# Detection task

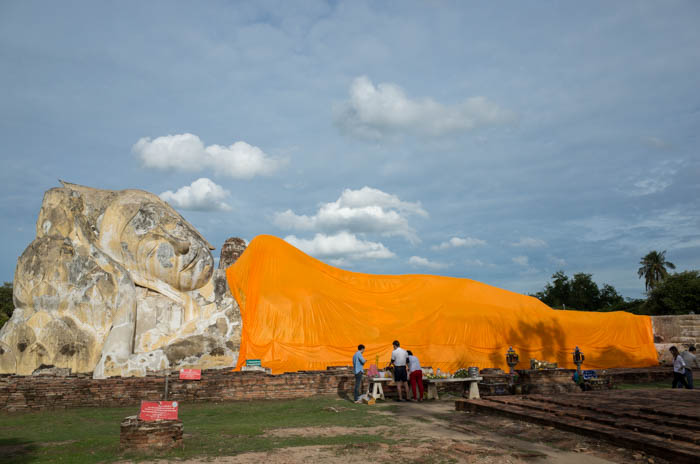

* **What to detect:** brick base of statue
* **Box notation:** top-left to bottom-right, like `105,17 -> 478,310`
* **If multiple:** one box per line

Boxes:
517,369 -> 580,395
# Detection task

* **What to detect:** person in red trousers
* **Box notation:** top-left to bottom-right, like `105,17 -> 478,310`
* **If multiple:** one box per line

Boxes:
406,350 -> 424,401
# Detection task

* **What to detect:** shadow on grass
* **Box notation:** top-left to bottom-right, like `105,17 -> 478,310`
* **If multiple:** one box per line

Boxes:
336,376 -> 353,402
0,438 -> 38,464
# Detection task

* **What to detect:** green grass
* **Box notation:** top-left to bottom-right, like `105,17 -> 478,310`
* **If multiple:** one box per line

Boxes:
0,397 -> 398,463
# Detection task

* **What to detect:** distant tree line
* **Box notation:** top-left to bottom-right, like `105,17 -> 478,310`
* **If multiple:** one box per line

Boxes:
531,271 -> 624,311
0,282 -> 12,328
532,251 -> 699,315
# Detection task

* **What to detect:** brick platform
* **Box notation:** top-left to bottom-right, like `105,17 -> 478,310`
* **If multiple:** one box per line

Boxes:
456,389 -> 700,464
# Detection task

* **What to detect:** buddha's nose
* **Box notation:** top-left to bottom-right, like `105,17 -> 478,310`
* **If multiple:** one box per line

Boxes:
167,235 -> 190,255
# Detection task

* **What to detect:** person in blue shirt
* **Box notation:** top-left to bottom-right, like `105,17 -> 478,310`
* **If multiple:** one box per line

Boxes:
352,344 -> 366,402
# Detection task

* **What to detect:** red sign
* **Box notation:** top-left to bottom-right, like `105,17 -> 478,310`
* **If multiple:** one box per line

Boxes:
138,401 -> 179,421
179,368 -> 201,380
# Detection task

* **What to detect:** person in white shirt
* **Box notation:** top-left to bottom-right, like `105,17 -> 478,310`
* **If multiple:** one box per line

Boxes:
670,346 -> 689,389
679,346 -> 698,389
389,340 -> 410,401
406,350 -> 424,401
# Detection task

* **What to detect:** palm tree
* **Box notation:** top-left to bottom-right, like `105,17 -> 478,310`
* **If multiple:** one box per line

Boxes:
638,250 -> 675,292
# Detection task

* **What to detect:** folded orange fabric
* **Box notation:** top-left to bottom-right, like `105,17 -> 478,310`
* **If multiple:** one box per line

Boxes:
226,235 -> 657,374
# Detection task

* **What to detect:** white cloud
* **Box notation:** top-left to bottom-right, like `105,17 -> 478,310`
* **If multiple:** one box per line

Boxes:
334,76 -> 517,139
620,160 -> 680,197
134,133 -> 285,178
335,186 -> 427,216
284,232 -> 395,261
465,259 -> 485,267
274,186 -> 427,243
408,256 -> 448,270
511,237 -> 547,248
641,136 -> 670,150
629,178 -> 672,196
571,207 -> 700,253
432,236 -> 486,250
511,255 -> 538,276
328,257 -> 349,267
160,178 -> 232,211
548,256 -> 567,267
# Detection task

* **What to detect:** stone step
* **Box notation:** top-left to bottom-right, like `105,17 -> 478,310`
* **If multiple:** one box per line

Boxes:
525,395 -> 700,429
670,337 -> 699,344
456,394 -> 700,464
487,396 -> 700,434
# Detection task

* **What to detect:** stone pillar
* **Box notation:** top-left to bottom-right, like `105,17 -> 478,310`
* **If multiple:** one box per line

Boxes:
219,237 -> 247,270
120,416 -> 183,451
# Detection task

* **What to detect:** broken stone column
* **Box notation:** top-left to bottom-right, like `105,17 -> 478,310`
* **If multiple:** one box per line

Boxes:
219,237 -> 247,270
120,416 -> 183,451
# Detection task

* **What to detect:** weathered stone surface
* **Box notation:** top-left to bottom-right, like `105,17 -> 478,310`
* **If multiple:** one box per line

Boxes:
163,335 -> 219,364
0,182 -> 245,378
651,315 -> 700,365
32,365 -> 71,376
219,237 -> 246,270
0,341 -> 16,373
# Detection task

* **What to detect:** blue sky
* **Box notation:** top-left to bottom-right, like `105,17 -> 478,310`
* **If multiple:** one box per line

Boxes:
1,1 -> 699,299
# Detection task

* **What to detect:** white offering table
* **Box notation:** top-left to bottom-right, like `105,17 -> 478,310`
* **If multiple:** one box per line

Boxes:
425,377 -> 483,400
367,377 -> 392,400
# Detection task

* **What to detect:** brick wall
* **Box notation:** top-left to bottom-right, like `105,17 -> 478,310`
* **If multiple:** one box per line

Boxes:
0,366 -> 673,412
0,369 -> 463,412
598,366 -> 672,384
0,369 -> 359,412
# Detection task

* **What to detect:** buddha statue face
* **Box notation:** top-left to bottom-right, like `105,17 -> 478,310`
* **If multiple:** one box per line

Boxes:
98,191 -> 214,292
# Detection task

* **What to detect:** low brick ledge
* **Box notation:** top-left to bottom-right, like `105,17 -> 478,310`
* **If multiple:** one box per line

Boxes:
455,389 -> 700,464
0,366 -> 673,412
0,369 -> 359,412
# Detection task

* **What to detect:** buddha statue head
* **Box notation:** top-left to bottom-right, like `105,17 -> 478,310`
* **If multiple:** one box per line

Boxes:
96,189 -> 215,293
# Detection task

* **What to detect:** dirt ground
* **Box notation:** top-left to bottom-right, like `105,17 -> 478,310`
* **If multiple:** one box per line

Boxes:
152,399 -> 669,464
